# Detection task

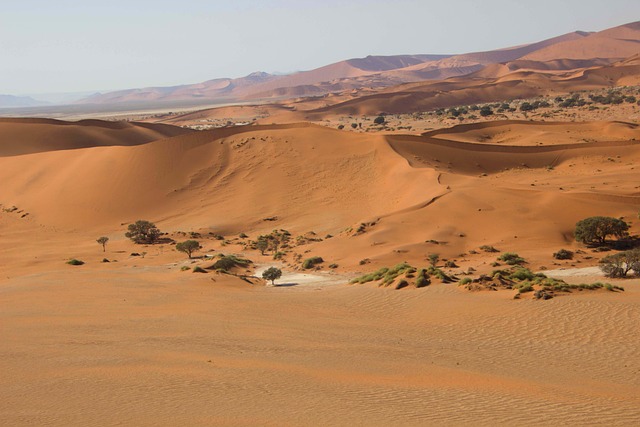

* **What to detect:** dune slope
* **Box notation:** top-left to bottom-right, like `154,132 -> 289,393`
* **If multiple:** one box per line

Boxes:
0,118 -> 192,156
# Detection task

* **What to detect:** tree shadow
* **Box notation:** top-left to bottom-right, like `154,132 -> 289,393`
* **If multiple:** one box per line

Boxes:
272,282 -> 299,287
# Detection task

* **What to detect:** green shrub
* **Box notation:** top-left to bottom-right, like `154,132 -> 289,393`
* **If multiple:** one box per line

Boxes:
459,277 -> 472,286
415,269 -> 430,288
498,252 -> 526,265
516,283 -> 534,293
180,266 -> 190,271
553,249 -> 574,260
351,263 -> 414,286
480,245 -> 499,253
509,268 -> 535,281
395,280 -> 409,290
302,256 -> 324,269
67,259 -> 84,266
479,106 -> 493,116
209,255 -> 251,271
193,266 -> 207,273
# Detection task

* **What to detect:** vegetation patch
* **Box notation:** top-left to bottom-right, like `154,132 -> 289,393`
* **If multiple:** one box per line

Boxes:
351,263 -> 454,288
460,266 -> 622,299
66,259 -> 84,266
302,256 -> 324,269
498,252 -> 526,265
553,249 -> 574,260
208,254 -> 252,272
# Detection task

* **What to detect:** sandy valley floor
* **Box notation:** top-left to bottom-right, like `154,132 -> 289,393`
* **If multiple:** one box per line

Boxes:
1,227 -> 639,426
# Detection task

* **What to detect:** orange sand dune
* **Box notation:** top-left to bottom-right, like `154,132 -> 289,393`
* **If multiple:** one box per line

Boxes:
424,120 -> 640,145
308,57 -> 640,116
0,122 -> 441,231
524,21 -> 640,61
0,118 -> 192,156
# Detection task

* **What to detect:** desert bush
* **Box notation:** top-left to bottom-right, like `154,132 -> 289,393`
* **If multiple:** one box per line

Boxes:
209,255 -> 251,271
373,116 -> 385,125
328,263 -> 338,269
516,283 -> 534,293
192,266 -> 207,273
176,240 -> 202,259
520,102 -> 535,111
67,259 -> 84,265
444,260 -> 458,268
575,216 -> 629,246
479,106 -> 493,116
426,266 -> 455,283
395,280 -> 409,290
428,253 -> 439,267
415,268 -> 430,288
262,267 -> 282,285
509,268 -> 535,281
498,252 -> 526,265
553,249 -> 574,260
480,245 -> 499,253
180,266 -> 190,271
302,256 -> 324,269
351,263 -> 414,286
459,277 -> 472,285
125,220 -> 161,244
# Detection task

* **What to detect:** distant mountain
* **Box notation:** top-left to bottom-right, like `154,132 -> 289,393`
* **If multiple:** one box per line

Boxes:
0,94 -> 48,108
75,21 -> 640,107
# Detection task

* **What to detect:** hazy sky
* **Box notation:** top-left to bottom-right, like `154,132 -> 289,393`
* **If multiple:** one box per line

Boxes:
1,0 -> 639,95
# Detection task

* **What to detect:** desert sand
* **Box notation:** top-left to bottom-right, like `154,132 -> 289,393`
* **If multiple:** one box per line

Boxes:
1,114 -> 639,426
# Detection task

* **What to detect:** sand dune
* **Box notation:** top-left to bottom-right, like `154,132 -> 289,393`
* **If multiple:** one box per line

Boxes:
309,56 -> 640,115
523,21 -> 640,61
0,118 -> 192,156
0,122 -> 442,230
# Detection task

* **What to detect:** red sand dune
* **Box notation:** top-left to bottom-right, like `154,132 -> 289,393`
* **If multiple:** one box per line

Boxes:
0,118 -> 193,156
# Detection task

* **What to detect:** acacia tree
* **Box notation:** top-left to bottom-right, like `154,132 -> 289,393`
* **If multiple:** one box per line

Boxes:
96,236 -> 109,252
262,267 -> 282,286
255,237 -> 269,255
575,216 -> 629,246
600,248 -> 640,278
125,220 -> 161,244
176,240 -> 202,259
